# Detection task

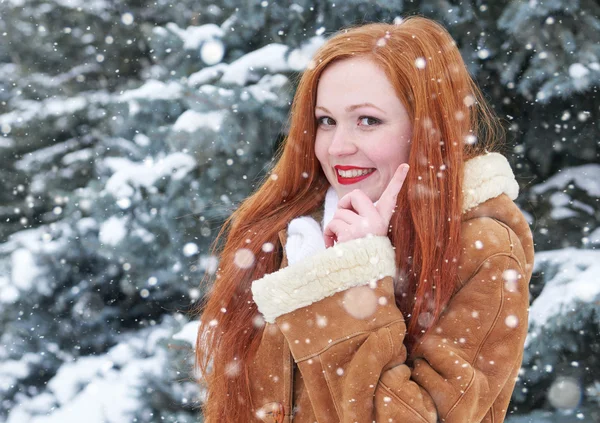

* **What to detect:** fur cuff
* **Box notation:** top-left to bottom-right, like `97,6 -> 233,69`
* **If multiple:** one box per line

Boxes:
462,152 -> 519,213
251,236 -> 396,323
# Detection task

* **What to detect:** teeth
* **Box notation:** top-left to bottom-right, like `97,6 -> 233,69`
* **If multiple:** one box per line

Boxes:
337,168 -> 374,178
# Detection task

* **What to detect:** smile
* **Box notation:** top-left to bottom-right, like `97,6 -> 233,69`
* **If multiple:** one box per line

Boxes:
335,168 -> 375,185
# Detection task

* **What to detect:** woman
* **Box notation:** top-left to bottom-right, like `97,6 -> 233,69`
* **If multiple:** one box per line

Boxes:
196,16 -> 534,423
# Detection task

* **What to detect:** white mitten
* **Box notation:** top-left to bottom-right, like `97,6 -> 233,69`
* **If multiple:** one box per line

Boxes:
285,216 -> 326,266
322,186 -> 338,233
321,186 -> 377,243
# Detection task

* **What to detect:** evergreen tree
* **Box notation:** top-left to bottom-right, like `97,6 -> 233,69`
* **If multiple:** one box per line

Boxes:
0,0 -> 598,421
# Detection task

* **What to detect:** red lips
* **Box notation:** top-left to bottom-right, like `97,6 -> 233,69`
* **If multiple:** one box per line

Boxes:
334,166 -> 375,185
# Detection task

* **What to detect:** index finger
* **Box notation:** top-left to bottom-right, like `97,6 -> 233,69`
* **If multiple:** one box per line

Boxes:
375,164 -> 409,222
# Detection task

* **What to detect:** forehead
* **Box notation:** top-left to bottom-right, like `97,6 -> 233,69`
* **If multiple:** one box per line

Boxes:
316,57 -> 398,106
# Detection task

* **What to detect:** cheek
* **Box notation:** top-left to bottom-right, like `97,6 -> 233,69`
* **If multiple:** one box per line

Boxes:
392,142 -> 410,165
314,135 -> 329,165
377,132 -> 410,166
368,139 -> 408,168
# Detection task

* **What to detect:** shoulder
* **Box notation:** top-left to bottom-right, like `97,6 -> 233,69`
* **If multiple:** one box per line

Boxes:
457,194 -> 533,287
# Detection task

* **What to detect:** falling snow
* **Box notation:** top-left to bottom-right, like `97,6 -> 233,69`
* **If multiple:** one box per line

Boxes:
0,2 -> 598,422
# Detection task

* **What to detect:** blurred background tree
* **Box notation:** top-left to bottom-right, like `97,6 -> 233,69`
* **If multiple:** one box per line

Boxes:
0,0 -> 598,421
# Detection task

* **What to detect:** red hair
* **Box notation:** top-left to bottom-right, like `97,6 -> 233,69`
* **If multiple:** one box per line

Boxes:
194,16 -> 502,422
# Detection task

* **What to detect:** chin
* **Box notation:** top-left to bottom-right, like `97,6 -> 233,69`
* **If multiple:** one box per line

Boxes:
333,186 -> 379,204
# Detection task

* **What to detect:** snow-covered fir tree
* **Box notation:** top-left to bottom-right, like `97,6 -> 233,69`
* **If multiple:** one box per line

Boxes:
0,0 -> 598,422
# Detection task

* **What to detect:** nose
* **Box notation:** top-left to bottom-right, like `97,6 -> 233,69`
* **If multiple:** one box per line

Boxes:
327,125 -> 357,156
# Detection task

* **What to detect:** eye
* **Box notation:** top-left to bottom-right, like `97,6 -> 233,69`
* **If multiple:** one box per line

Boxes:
358,116 -> 382,126
317,116 -> 336,127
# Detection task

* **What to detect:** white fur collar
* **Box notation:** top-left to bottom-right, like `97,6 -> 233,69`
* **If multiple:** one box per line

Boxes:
462,152 -> 519,212
251,152 -> 519,323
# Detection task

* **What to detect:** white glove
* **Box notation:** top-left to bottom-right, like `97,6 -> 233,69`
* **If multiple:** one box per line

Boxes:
285,186 -> 377,265
285,216 -> 326,266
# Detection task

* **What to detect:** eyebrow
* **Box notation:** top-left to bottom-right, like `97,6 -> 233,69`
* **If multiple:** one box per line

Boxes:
316,103 -> 386,114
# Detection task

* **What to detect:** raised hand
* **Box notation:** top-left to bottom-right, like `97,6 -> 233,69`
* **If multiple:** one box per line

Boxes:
323,164 -> 409,248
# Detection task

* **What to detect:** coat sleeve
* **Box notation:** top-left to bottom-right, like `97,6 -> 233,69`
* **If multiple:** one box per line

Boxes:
251,218 -> 530,423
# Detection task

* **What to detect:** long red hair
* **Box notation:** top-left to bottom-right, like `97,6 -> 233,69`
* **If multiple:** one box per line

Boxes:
194,16 -> 502,422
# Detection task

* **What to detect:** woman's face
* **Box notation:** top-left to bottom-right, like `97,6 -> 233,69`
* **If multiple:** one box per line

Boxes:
314,57 -> 412,203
